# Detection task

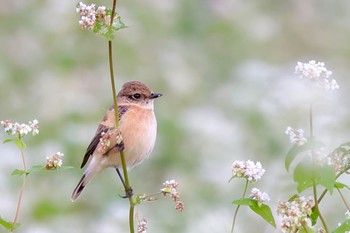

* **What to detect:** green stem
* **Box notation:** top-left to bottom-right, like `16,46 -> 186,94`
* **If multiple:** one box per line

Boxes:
231,180 -> 249,233
11,148 -> 27,232
301,223 -> 309,233
309,104 -> 328,233
336,187 -> 350,210
108,1 -> 134,232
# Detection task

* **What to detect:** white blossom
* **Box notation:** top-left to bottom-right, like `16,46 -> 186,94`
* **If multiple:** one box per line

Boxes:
161,179 -> 184,212
231,160 -> 265,183
295,60 -> 339,91
277,197 -> 314,233
249,188 -> 270,204
137,218 -> 148,233
285,127 -> 307,146
46,152 -> 64,169
1,119 -> 39,138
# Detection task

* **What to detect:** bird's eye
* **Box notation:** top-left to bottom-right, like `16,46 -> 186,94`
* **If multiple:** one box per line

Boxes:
132,93 -> 141,99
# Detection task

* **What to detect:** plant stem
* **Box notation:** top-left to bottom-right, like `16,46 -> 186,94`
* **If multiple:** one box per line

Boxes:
336,187 -> 350,210
11,148 -> 27,232
309,104 -> 328,233
108,0 -> 134,232
231,180 -> 249,233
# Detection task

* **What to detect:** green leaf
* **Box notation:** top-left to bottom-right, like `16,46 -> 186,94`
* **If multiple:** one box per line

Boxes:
287,194 -> 300,202
3,138 -> 13,144
232,199 -> 276,228
13,138 -> 26,149
285,140 -> 324,172
333,219 -> 350,233
3,138 -> 26,149
294,160 -> 314,193
317,164 -> 335,194
293,158 -> 335,194
249,201 -> 276,228
335,182 -> 350,190
232,198 -> 252,206
11,169 -> 29,176
310,206 -> 319,226
0,217 -> 20,230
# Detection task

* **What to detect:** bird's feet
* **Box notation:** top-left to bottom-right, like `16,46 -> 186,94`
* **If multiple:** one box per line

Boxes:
120,187 -> 133,199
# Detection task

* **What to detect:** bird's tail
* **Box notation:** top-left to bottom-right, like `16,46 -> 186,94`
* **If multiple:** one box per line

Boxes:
71,167 -> 98,202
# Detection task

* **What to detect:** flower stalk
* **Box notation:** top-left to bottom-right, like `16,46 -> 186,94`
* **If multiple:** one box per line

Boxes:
106,0 -> 135,232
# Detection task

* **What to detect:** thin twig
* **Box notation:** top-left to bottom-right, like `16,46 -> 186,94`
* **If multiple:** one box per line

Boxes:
231,180 -> 249,233
11,148 -> 27,231
309,104 -> 328,233
336,187 -> 350,210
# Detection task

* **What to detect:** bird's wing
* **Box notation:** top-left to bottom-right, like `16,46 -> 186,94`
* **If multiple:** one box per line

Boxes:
80,105 -> 129,169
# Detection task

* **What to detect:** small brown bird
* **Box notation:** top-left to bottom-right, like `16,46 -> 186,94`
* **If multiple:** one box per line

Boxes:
71,81 -> 162,201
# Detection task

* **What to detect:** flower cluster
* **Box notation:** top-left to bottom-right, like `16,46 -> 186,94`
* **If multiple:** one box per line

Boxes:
76,2 -> 125,37
161,179 -> 184,212
318,149 -> 350,174
295,60 -> 339,91
46,152 -> 64,170
97,128 -> 123,154
277,197 -> 314,233
137,217 -> 148,233
1,119 -> 39,138
285,127 -> 307,146
249,188 -> 270,206
231,160 -> 265,183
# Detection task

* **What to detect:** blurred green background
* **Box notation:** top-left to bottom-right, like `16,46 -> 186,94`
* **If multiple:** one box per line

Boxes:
1,0 -> 350,232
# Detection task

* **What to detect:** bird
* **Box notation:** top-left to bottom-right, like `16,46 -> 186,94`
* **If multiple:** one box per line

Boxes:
71,81 -> 162,201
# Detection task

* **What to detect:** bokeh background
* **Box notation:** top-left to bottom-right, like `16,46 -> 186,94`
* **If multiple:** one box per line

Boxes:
1,0 -> 350,232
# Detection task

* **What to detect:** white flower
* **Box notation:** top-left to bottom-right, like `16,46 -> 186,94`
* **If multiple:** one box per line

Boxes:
285,127 -> 307,146
294,60 -> 339,91
161,179 -> 184,212
46,152 -> 64,169
249,188 -> 270,204
277,197 -> 314,233
1,119 -> 40,138
231,160 -> 265,183
137,218 -> 148,233
76,2 -> 97,30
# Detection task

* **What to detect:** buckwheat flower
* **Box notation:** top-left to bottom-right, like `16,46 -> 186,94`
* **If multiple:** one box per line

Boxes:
277,197 -> 314,233
76,2 -> 96,30
285,127 -> 307,146
161,179 -> 184,212
318,149 -> 350,174
46,152 -> 64,170
137,218 -> 148,233
231,160 -> 265,183
29,119 -> 39,136
295,60 -> 339,91
249,188 -> 270,206
96,6 -> 106,21
1,119 -> 40,138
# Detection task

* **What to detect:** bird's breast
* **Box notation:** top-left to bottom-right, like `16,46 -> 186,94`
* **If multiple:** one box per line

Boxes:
118,107 -> 157,168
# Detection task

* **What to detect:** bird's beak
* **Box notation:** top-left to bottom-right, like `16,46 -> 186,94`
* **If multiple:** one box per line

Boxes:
150,93 -> 162,99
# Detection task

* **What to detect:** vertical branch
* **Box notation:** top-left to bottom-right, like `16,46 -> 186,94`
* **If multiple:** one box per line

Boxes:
108,0 -> 135,232
309,104 -> 328,232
